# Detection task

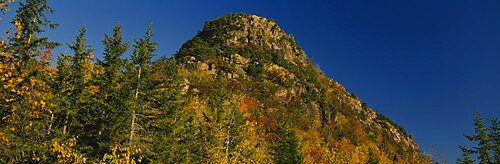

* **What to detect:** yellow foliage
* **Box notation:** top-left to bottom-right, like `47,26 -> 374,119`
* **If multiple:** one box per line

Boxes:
51,137 -> 87,163
87,85 -> 100,94
234,115 -> 274,163
0,131 -> 8,143
296,129 -> 325,164
15,31 -> 20,39
100,145 -> 143,164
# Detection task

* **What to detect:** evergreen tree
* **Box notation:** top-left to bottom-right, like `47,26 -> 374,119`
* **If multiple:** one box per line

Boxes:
0,0 -> 58,161
459,111 -> 497,164
10,0 -> 59,67
125,24 -> 158,156
100,24 -> 128,93
50,53 -> 72,136
97,24 -> 129,148
65,27 -> 101,157
489,118 -> 499,163
457,144 -> 475,164
465,112 -> 493,164
148,58 -> 186,160
275,127 -> 302,164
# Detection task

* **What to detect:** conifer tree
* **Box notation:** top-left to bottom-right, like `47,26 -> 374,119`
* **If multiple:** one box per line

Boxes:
489,118 -> 499,163
125,24 -> 158,154
64,28 -> 93,136
459,111 -> 496,164
64,27 -> 102,157
275,127 -> 302,164
98,24 -> 129,147
10,0 -> 58,67
466,112 -> 493,164
0,0 -> 58,161
148,58 -> 186,160
100,24 -> 128,94
50,53 -> 72,136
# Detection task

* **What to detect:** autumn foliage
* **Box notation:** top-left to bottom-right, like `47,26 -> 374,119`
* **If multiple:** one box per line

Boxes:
0,1 -> 432,163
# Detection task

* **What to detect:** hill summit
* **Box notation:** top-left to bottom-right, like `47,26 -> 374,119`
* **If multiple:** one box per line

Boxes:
173,13 -> 429,162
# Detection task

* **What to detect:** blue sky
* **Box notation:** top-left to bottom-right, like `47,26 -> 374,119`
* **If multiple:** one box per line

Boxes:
2,0 -> 499,162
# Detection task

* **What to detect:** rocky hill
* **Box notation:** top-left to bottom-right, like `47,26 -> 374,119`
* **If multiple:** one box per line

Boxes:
173,13 -> 429,163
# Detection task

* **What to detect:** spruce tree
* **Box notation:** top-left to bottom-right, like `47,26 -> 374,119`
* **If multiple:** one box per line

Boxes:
466,112 -> 493,164
66,27 -> 101,157
125,24 -> 158,155
98,25 -> 129,148
10,0 -> 59,67
149,58 -> 186,160
489,118 -> 499,163
460,111 -> 495,164
100,24 -> 128,93
275,127 -> 302,164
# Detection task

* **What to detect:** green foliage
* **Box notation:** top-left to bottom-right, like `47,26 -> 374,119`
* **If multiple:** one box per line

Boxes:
491,118 -> 500,163
457,144 -> 475,164
459,111 -> 498,164
274,128 -> 302,164
367,148 -> 379,164
199,13 -> 247,45
10,0 -> 59,67
245,63 -> 264,78
376,113 -> 410,138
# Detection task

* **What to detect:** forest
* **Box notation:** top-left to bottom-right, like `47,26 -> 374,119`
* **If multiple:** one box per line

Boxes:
0,0 -> 448,163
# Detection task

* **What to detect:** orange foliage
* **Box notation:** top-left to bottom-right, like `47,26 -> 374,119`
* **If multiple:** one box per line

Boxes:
0,131 -> 8,143
37,49 -> 53,61
351,120 -> 365,139
331,137 -> 350,153
239,96 -> 258,113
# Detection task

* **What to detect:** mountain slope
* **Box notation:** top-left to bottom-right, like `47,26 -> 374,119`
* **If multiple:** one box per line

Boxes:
173,13 -> 429,163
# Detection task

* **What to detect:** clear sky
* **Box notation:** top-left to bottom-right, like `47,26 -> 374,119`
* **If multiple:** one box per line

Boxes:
2,0 -> 499,162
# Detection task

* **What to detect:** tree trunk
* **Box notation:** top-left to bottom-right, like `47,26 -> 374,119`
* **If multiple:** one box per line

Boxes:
47,113 -> 54,134
129,66 -> 141,144
62,112 -> 69,135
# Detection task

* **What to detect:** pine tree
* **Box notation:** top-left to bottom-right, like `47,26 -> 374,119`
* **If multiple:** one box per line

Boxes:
465,112 -> 493,164
97,24 -> 129,148
275,127 -> 302,164
49,53 -> 72,136
459,111 -> 496,164
489,118 -> 499,163
100,24 -> 128,94
148,57 -> 186,160
65,27 -> 102,157
9,0 -> 59,67
125,24 -> 158,156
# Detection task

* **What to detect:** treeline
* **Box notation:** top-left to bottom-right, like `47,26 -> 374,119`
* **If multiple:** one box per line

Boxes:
1,0 -> 185,162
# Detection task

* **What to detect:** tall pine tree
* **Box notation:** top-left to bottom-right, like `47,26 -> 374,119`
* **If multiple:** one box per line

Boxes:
124,24 -> 158,157
97,24 -> 129,149
10,0 -> 58,67
459,111 -> 496,164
